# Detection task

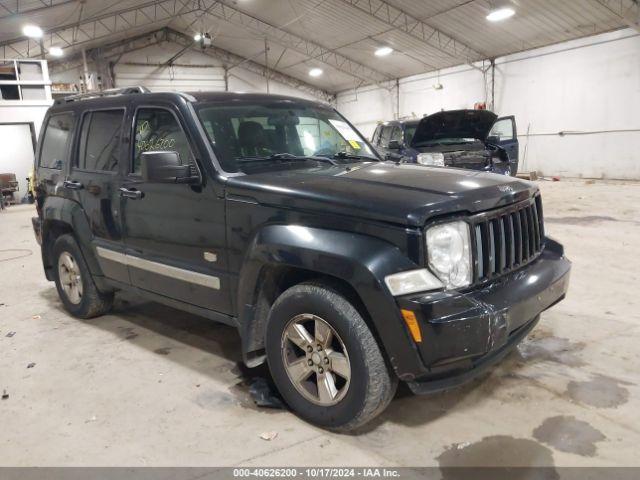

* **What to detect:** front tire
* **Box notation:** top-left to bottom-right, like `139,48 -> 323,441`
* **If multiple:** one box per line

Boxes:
265,282 -> 397,431
52,234 -> 113,318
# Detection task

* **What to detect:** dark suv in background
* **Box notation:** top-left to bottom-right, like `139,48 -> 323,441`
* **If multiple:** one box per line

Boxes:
373,110 -> 519,176
371,119 -> 421,161
32,87 -> 570,431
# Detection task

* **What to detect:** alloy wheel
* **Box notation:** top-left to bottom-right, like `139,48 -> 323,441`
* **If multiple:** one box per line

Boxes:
281,313 -> 351,406
58,251 -> 83,305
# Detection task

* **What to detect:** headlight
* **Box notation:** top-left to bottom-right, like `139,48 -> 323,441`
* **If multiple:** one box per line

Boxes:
426,220 -> 472,289
417,152 -> 444,166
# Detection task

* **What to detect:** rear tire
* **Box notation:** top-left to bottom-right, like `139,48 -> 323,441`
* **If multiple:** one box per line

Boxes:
265,282 -> 397,431
52,234 -> 113,318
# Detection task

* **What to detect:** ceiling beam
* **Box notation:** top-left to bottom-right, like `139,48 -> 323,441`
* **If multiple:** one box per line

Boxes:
337,0 -> 486,62
196,0 -> 394,86
49,29 -> 170,72
0,0 -> 395,89
0,0 -> 196,59
596,0 -> 640,32
48,27 -> 335,103
165,28 -> 335,102
0,0 -> 77,19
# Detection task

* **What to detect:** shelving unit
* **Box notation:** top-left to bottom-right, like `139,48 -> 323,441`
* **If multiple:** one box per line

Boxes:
0,59 -> 52,102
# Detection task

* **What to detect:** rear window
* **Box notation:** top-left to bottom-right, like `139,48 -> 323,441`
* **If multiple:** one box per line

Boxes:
39,113 -> 74,169
77,110 -> 124,172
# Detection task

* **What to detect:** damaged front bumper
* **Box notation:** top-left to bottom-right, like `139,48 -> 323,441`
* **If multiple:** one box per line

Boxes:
396,237 -> 571,394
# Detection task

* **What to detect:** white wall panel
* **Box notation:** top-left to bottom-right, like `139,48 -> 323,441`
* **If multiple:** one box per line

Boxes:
51,43 -> 323,101
494,29 -> 640,179
0,123 -> 36,201
226,68 -> 318,101
336,29 -> 640,179
335,87 -> 394,139
115,65 -> 226,92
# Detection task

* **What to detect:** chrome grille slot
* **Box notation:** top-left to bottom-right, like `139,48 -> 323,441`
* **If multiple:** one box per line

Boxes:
472,196 -> 545,284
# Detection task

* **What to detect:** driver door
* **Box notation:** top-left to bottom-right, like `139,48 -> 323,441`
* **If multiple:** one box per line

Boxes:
488,116 -> 519,175
119,101 -> 232,315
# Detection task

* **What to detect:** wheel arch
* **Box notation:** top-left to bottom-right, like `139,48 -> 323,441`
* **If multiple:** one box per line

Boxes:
236,225 -> 426,378
40,196 -> 107,288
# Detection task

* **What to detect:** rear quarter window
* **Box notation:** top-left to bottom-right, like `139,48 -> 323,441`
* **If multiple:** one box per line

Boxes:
39,112 -> 74,169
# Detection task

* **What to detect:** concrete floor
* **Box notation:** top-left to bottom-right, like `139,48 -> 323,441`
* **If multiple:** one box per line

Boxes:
1,179 -> 639,468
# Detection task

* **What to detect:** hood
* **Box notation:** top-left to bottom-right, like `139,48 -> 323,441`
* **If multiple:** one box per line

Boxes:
225,162 -> 535,227
411,110 -> 497,146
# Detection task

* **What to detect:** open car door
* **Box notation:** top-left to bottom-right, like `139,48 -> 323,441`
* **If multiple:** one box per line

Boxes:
488,116 -> 519,176
487,115 -> 519,175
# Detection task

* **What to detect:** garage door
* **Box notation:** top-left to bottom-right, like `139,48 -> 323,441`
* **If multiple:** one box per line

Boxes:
0,123 -> 35,203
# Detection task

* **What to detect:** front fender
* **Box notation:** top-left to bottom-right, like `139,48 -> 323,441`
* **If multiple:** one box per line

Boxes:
237,225 -> 430,379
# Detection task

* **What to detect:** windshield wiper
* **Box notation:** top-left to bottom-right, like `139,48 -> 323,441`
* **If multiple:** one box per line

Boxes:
331,151 -> 378,161
236,153 -> 338,165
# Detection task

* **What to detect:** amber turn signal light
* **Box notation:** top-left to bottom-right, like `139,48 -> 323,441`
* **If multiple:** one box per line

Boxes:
401,309 -> 422,343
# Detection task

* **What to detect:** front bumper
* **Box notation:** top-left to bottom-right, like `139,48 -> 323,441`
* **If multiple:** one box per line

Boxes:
396,237 -> 571,393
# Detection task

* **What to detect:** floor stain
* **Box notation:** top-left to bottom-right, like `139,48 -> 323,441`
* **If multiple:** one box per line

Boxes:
567,374 -> 631,408
193,362 -> 286,414
515,336 -> 586,367
154,347 -> 172,355
533,415 -> 606,457
117,326 -> 138,340
193,388 -> 242,410
438,435 -> 558,480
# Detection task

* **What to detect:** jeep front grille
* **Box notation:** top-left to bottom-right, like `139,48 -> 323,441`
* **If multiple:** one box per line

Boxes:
471,195 -> 544,283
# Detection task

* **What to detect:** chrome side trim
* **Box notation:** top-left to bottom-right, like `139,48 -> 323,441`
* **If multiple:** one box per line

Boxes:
96,246 -> 220,290
96,246 -> 126,264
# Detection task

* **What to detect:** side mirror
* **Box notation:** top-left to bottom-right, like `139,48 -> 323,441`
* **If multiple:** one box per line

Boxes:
387,140 -> 403,150
486,135 -> 500,145
140,151 -> 198,184
385,152 -> 404,161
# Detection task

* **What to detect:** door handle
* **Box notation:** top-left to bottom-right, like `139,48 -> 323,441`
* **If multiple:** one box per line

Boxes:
119,187 -> 143,200
63,180 -> 83,190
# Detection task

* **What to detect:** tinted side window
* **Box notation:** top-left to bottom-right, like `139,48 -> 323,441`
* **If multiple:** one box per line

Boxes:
39,113 -> 73,169
404,125 -> 417,146
380,126 -> 393,146
133,108 -> 192,174
489,118 -> 515,141
372,126 -> 381,145
390,126 -> 403,143
78,110 -> 124,171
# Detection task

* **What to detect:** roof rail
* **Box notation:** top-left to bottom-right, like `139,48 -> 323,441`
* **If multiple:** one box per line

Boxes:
55,86 -> 150,104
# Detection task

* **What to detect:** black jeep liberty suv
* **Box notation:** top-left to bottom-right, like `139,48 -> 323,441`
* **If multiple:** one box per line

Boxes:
32,87 -> 571,431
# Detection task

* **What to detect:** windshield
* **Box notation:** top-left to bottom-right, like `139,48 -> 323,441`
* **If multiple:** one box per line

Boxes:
197,101 -> 378,173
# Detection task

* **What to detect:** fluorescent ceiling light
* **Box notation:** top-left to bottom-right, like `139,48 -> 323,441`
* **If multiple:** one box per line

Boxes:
23,24 -> 43,38
486,7 -> 515,21
375,46 -> 393,57
194,33 -> 202,41
49,46 -> 63,57
308,68 -> 323,77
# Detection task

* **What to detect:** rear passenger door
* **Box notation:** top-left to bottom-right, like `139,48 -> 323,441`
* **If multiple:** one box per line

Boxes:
118,102 -> 231,315
65,107 -> 129,284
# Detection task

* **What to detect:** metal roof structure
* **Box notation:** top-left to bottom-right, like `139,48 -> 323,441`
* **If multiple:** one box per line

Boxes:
0,0 -> 637,96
